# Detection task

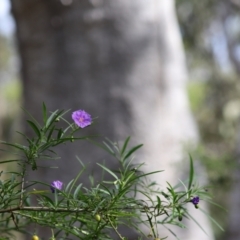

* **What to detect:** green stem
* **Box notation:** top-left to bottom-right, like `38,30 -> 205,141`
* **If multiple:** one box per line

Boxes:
19,164 -> 26,208
108,216 -> 125,240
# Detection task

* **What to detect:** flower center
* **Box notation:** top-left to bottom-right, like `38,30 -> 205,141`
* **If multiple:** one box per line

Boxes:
79,117 -> 84,122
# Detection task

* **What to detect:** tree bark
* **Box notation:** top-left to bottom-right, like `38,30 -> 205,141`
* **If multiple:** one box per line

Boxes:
10,0 -> 213,239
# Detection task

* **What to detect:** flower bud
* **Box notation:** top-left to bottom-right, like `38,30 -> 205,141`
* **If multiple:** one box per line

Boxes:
50,180 -> 63,193
95,214 -> 101,221
32,235 -> 39,240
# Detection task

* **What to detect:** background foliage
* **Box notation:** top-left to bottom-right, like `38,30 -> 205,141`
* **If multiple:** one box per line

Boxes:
176,0 -> 240,239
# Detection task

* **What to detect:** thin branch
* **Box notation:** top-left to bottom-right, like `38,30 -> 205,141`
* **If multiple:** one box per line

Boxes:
0,206 -> 86,214
19,165 -> 26,208
11,211 -> 18,229
108,216 -> 125,240
0,201 -> 187,214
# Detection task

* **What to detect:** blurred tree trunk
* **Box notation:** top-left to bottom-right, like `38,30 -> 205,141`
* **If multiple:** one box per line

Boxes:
11,0 -> 213,239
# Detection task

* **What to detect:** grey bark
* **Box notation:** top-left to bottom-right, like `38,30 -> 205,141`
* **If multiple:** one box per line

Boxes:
11,0 -> 213,239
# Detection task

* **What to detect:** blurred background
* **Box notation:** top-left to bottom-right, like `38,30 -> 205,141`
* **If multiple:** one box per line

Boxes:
0,0 -> 240,239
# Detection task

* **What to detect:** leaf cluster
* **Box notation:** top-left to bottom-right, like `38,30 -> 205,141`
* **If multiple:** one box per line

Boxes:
0,104 -> 222,240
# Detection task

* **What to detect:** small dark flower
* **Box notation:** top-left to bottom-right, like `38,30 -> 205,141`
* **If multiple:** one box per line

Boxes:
50,180 -> 63,193
190,196 -> 200,206
72,110 -> 92,128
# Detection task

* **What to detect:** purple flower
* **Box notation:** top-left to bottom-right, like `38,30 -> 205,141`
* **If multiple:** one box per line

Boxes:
50,180 -> 63,193
190,196 -> 200,205
72,110 -> 92,128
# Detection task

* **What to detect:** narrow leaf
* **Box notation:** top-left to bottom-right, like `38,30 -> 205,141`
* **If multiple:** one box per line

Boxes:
188,155 -> 194,190
87,139 -> 115,157
40,195 -> 55,207
199,208 -> 225,231
123,144 -> 143,160
68,165 -> 86,196
65,179 -> 74,193
42,102 -> 47,124
97,163 -> 118,180
57,128 -> 63,139
0,141 -> 27,151
0,159 -> 22,164
121,136 -> 130,155
21,107 -> 41,128
27,120 -> 41,138
103,141 -> 116,156
47,125 -> 55,142
185,211 -> 208,235
45,110 -> 61,129
73,184 -> 82,199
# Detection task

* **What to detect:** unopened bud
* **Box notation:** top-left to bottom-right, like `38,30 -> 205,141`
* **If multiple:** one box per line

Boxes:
32,235 -> 39,240
95,214 -> 101,221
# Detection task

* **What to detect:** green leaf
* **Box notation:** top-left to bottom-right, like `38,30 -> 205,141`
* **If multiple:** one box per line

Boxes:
45,110 -> 63,129
120,136 -> 130,155
0,141 -> 27,151
185,211 -> 208,235
97,187 -> 112,197
128,170 -> 163,185
15,131 -> 28,138
123,144 -> 143,161
40,194 -> 55,208
199,208 -> 225,231
205,199 -> 227,212
103,141 -> 116,156
42,102 -> 47,125
54,190 -> 58,206
28,190 -> 50,195
156,195 -> 162,211
21,107 -> 41,128
65,179 -> 74,193
68,163 -> 86,196
93,198 -> 106,215
97,163 -> 118,180
87,139 -> 115,157
0,159 -> 22,164
178,179 -> 188,192
47,125 -> 55,142
27,120 -> 41,138
73,184 -> 82,199
57,128 -> 63,139
163,226 -> 181,240
188,154 -> 194,191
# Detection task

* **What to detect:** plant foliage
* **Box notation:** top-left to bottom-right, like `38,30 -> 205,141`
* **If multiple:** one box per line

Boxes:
0,104 -> 221,239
